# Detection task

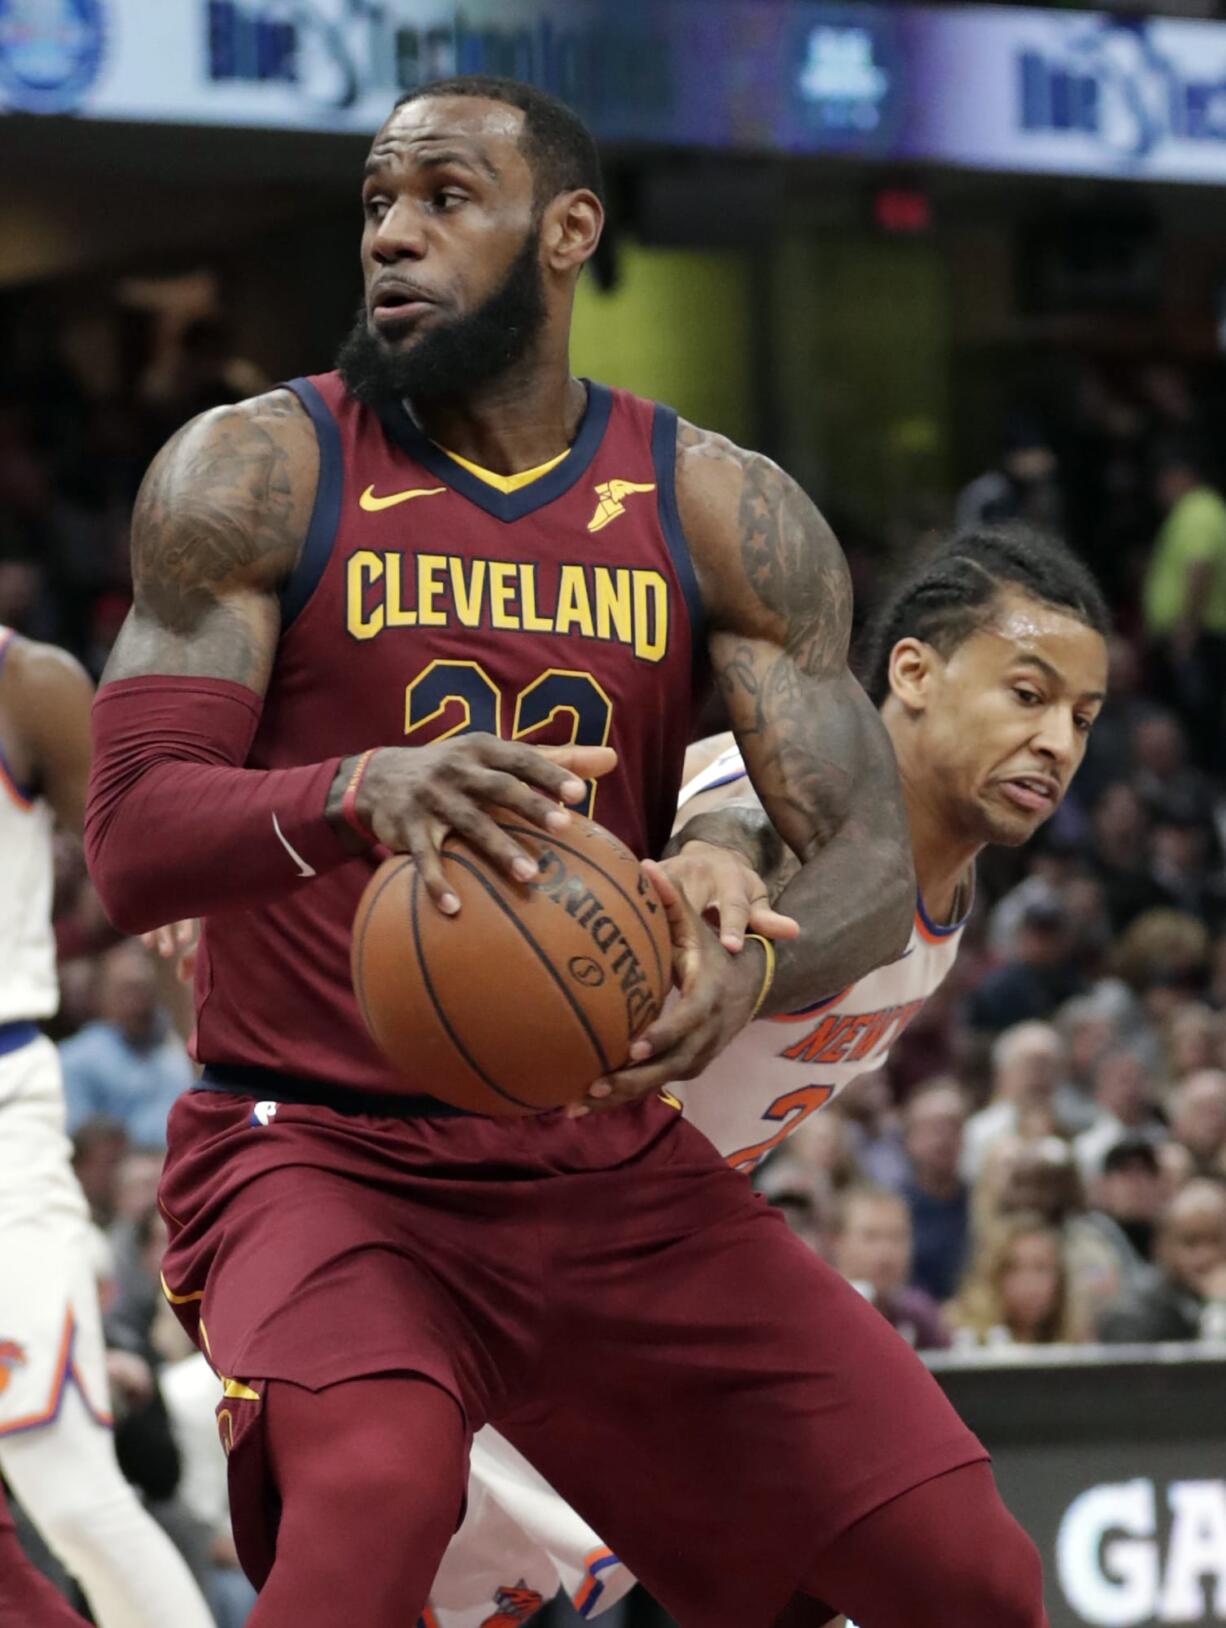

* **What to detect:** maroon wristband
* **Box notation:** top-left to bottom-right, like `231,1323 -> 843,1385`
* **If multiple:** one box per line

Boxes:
340,750 -> 377,844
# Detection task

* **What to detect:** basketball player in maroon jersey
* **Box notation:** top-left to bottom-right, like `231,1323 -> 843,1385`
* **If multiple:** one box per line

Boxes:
85,78 -> 1044,1628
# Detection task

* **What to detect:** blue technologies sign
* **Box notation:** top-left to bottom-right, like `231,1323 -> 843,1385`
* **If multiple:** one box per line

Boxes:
1018,16 -> 1226,166
897,5 -> 1226,184
10,1 -> 1226,188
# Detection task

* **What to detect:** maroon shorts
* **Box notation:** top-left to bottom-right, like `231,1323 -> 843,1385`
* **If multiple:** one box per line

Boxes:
159,1086 -> 986,1628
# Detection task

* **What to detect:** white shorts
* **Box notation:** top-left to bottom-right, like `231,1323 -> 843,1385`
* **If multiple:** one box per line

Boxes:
425,1429 -> 634,1627
0,1035 -> 110,1437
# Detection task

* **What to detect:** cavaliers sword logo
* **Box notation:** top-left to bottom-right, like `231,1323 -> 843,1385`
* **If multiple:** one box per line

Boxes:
479,1582 -> 544,1625
586,480 -> 656,533
0,1339 -> 27,1395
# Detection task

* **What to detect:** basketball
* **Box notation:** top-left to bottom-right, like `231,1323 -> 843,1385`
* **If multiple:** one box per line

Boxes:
351,814 -> 673,1115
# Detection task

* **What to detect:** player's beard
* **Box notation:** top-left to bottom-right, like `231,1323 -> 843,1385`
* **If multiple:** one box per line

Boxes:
337,227 -> 547,409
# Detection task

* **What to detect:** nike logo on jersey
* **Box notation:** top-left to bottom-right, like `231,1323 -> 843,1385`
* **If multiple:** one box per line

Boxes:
272,813 -> 316,878
587,479 -> 656,533
360,484 -> 446,511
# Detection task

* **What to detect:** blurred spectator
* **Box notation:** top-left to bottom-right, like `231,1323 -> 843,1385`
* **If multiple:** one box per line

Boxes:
1158,1138 -> 1197,1202
964,899 -> 1083,1037
1082,1139 -> 1164,1301
112,1145 -> 165,1227
1130,712 -> 1213,823
1167,1070 -> 1226,1177
1149,797 -> 1226,931
899,1081 -> 970,1303
107,1200 -> 171,1360
138,315 -> 267,439
59,942 -> 193,1148
1097,1179 -> 1226,1343
1056,992 -> 1121,1102
955,415 -> 1062,534
995,1137 -> 1123,1317
1112,909 -> 1211,1033
838,1070 -> 908,1191
961,1022 -> 1070,1182
1072,1048 -> 1166,1181
1087,785 -> 1172,933
70,1115 -> 128,1230
832,1187 -> 950,1351
1207,933 -> 1226,1011
1164,1003 -> 1223,1085
779,1105 -> 861,1194
756,1159 -> 834,1262
948,1213 -> 1086,1348
988,864 -> 1067,958
1144,437 -> 1226,768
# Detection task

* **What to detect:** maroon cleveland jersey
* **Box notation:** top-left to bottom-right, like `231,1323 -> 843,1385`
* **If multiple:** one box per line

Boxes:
192,373 -> 705,1095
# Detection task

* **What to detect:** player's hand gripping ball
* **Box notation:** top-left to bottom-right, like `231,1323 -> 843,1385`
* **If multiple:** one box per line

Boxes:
352,814 -> 673,1114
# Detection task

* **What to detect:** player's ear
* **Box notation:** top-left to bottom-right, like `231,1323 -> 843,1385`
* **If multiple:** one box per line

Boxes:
888,638 -> 936,715
540,189 -> 603,274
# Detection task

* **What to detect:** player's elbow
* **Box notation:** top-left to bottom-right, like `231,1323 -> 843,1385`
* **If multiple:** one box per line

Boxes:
84,814 -> 162,936
871,839 -> 916,962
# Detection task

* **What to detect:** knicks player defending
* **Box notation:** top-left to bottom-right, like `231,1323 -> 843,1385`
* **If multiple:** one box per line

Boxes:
85,78 -> 1038,1628
0,628 -> 214,1628
419,524 -> 1111,1628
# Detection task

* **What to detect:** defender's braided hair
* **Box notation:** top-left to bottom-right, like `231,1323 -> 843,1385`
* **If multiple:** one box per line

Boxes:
859,524 -> 1110,706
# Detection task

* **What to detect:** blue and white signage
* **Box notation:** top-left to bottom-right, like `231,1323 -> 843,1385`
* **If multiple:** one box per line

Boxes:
8,1 -> 1226,187
900,7 -> 1226,184
0,0 -> 105,113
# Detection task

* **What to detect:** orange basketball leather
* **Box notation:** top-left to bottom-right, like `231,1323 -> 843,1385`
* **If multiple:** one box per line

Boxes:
352,815 -> 672,1115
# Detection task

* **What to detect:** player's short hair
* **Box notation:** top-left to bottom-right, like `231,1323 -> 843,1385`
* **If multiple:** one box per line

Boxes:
859,524 -> 1110,707
394,76 -> 604,210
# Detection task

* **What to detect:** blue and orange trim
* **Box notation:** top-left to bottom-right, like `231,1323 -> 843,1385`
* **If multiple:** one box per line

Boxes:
769,985 -> 854,1024
573,1547 -> 621,1619
915,886 -> 973,944
0,1307 -> 112,1438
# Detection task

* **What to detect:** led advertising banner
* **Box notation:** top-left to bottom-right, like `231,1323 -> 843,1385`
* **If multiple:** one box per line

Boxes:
5,1 -> 1226,185
935,1353 -> 1226,1628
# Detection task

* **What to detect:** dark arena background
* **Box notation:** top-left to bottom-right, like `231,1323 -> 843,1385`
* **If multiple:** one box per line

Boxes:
3,4 -> 1226,1627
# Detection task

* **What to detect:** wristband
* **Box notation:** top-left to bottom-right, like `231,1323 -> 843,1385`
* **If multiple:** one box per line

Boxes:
744,933 -> 776,1019
340,750 -> 377,844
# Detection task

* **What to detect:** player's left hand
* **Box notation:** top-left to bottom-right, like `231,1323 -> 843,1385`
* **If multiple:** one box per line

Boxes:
572,860 -> 762,1114
141,918 -> 200,983
660,839 -> 798,953
105,1348 -> 154,1407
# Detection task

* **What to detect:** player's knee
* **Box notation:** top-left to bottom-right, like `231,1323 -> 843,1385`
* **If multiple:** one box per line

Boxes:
273,1377 -> 465,1539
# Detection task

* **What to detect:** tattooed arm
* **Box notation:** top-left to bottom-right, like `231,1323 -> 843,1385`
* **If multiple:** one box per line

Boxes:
679,424 -> 913,1014
87,392 -> 614,931
583,433 -> 911,1106
104,391 -> 314,691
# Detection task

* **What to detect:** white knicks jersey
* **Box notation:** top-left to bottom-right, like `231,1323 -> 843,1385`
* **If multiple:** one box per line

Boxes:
671,744 -> 967,1172
0,630 -> 56,1025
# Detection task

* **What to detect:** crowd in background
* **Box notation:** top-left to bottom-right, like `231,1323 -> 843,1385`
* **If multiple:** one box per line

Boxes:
6,289 -> 1226,1624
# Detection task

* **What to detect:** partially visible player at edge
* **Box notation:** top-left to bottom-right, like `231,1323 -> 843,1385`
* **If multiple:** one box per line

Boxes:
417,524 -> 1110,1627
86,76 -> 1040,1628
0,628 -> 213,1628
